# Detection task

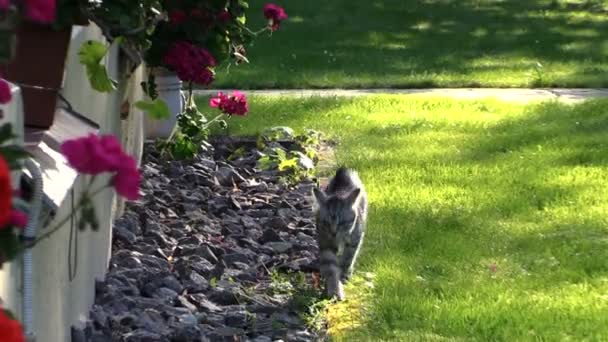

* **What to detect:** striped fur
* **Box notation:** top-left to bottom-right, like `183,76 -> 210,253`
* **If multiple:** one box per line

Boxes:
313,167 -> 368,300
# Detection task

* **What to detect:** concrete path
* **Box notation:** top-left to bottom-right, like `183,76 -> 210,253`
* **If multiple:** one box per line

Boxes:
195,88 -> 608,103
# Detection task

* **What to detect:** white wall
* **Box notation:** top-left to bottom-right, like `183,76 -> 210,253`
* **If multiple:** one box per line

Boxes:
0,23 -> 146,342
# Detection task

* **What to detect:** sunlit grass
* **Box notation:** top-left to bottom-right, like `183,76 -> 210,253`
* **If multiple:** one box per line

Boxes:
208,94 -> 608,340
213,0 -> 608,88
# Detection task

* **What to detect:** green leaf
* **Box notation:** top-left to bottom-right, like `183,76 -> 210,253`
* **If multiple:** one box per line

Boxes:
274,148 -> 287,160
278,158 -> 298,171
0,124 -> 16,145
78,40 -> 108,66
135,99 -> 171,120
170,136 -> 198,160
79,40 -> 117,93
86,64 -> 117,92
210,277 -> 217,288
0,228 -> 20,263
257,155 -> 275,170
0,145 -> 31,169
112,36 -> 125,47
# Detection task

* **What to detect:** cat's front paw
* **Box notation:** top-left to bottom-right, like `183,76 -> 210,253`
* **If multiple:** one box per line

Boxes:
341,269 -> 353,283
326,279 -> 345,301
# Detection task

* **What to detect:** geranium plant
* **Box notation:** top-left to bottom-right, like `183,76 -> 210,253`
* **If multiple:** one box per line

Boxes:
142,1 -> 288,159
0,128 -> 141,339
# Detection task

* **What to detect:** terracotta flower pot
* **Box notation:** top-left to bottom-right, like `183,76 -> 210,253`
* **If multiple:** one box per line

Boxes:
1,22 -> 72,129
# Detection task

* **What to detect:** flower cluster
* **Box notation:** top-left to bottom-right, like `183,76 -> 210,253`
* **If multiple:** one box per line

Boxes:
61,134 -> 141,200
263,3 -> 288,31
210,91 -> 249,116
163,42 -> 217,86
0,309 -> 24,342
0,0 -> 56,23
0,156 -> 14,228
0,79 -> 11,105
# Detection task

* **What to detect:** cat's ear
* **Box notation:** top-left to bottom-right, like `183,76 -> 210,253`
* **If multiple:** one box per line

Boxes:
312,187 -> 327,205
345,188 -> 361,206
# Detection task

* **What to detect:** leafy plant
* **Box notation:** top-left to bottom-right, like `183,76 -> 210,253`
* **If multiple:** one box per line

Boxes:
256,127 -> 323,184
134,98 -> 170,120
78,40 -> 118,92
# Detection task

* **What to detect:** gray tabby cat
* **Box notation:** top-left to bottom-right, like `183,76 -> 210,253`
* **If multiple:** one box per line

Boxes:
312,167 -> 368,300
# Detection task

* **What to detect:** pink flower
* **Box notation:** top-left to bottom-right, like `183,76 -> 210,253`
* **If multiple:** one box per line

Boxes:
0,0 -> 10,10
24,0 -> 56,24
61,134 -> 141,200
169,9 -> 187,25
209,91 -> 248,116
163,42 -> 216,85
113,156 -> 141,200
61,134 -> 123,174
0,78 -> 11,104
218,10 -> 231,23
263,3 -> 287,31
9,210 -> 27,228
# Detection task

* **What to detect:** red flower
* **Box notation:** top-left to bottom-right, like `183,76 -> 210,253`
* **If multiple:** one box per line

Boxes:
0,78 -> 11,104
191,9 -> 204,19
24,0 -> 56,24
169,9 -> 187,25
209,91 -> 248,116
217,10 -> 231,23
263,3 -> 287,31
0,155 -> 11,228
163,42 -> 216,85
0,310 -> 25,342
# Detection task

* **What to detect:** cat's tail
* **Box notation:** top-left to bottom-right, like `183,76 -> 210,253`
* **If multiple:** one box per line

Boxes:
319,250 -> 345,300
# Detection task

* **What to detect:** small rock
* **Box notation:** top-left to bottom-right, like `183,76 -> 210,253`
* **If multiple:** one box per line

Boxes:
70,327 -> 87,342
265,241 -> 293,254
208,326 -> 244,340
261,126 -> 294,140
208,286 -> 240,305
113,224 -> 137,245
139,309 -> 168,335
176,296 -> 198,312
224,310 -> 248,327
198,244 -> 219,263
252,336 -> 272,342
153,287 -> 179,301
188,294 -> 222,312
223,252 -> 251,265
260,229 -> 282,243
184,271 -> 209,293
214,166 -> 246,186
123,329 -> 163,342
265,216 -> 288,230
170,324 -> 201,342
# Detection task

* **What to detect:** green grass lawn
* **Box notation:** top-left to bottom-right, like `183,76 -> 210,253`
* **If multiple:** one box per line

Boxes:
207,95 -> 608,340
214,0 -> 608,89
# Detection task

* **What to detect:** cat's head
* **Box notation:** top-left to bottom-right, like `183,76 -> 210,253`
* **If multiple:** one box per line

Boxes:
312,187 -> 361,235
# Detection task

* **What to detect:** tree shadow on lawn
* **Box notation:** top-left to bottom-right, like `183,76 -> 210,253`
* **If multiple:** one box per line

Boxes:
216,0 -> 608,88
339,99 -> 608,336
460,99 -> 608,167
354,200 -> 608,338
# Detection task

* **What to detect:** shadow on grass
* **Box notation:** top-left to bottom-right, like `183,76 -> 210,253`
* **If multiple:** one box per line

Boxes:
214,0 -> 608,88
218,95 -> 608,338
